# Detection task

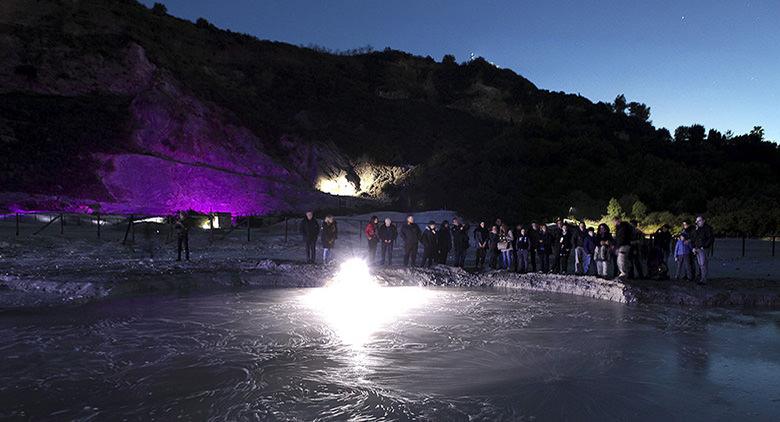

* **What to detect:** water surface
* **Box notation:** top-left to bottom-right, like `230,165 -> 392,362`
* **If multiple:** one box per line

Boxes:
1,287 -> 778,421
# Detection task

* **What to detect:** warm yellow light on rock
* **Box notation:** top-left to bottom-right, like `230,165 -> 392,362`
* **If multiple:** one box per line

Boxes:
316,174 -> 358,196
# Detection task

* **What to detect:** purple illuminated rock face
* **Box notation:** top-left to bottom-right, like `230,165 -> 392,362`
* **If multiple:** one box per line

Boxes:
0,39 -> 329,216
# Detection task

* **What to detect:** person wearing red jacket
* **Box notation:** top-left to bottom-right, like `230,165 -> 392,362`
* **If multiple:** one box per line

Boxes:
365,215 -> 379,264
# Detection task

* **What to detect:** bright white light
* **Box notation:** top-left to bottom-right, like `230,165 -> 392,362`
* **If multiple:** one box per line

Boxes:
316,174 -> 357,196
302,258 -> 431,347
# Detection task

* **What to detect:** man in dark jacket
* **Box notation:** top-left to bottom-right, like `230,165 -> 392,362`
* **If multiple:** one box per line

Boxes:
174,211 -> 190,261
573,221 -> 587,275
628,220 -> 645,279
487,225 -> 500,269
613,217 -> 633,280
691,215 -> 715,285
558,224 -> 574,274
474,222 -> 489,270
436,220 -> 451,264
550,218 -> 564,273
378,218 -> 398,266
451,218 -> 468,268
421,221 -> 438,267
528,222 -> 540,272
300,211 -> 320,264
537,224 -> 552,273
515,227 -> 531,273
400,215 -> 422,267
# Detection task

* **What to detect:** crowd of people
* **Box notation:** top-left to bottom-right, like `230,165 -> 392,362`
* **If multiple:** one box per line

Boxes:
298,211 -> 716,285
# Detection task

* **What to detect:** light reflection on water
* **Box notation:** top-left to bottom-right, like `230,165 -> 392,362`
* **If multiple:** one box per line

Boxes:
0,286 -> 779,421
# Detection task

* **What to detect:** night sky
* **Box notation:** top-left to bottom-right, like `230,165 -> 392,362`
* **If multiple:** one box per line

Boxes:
141,0 -> 779,141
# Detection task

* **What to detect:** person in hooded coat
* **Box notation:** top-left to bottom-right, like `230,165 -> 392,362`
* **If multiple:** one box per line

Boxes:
365,216 -> 379,264
421,221 -> 439,267
436,220 -> 452,264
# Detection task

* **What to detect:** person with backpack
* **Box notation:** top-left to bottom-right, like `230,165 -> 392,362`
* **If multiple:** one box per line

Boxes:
321,215 -> 338,265
378,218 -> 398,266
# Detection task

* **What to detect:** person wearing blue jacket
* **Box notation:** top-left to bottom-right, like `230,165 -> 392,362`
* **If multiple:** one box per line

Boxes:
583,227 -> 597,275
674,232 -> 694,281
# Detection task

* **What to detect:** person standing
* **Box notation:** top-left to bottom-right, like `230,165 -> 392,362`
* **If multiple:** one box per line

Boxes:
558,224 -> 573,274
594,223 -> 613,278
628,220 -> 645,279
613,217 -> 633,281
674,231 -> 694,281
691,215 -> 714,285
378,218 -> 398,266
583,227 -> 597,275
474,221 -> 489,270
321,215 -> 338,265
400,215 -> 422,267
516,227 -> 530,273
174,211 -> 190,261
365,216 -> 379,264
498,224 -> 514,270
550,218 -> 564,273
573,221 -> 587,275
537,224 -> 551,273
487,225 -> 500,270
299,211 -> 321,264
654,224 -> 673,264
421,220 -> 439,267
528,222 -> 540,272
436,220 -> 452,264
451,218 -> 468,268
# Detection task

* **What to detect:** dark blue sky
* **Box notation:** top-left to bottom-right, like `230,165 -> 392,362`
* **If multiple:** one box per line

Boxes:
142,0 -> 779,141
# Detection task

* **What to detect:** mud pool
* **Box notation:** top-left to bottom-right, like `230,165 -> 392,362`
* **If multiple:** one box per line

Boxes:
1,287 -> 779,421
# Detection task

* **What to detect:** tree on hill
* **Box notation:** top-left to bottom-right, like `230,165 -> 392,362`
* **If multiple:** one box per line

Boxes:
628,102 -> 650,122
151,2 -> 167,16
631,200 -> 648,220
612,94 -> 627,114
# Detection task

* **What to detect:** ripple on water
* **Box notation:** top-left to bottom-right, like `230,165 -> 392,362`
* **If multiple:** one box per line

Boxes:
0,287 -> 779,420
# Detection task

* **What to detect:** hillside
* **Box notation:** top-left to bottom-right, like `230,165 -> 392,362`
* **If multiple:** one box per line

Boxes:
1,0 -> 778,232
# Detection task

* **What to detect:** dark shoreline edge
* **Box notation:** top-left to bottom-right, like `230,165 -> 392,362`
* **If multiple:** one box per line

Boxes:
1,259 -> 778,311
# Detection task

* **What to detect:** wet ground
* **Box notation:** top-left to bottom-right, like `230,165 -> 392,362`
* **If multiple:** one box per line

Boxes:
1,287 -> 779,421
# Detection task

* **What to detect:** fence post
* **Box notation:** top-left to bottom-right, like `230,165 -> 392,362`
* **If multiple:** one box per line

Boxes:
15,213 -> 20,236
741,234 -> 746,258
60,213 -> 64,235
246,217 -> 251,242
772,236 -> 776,257
209,214 -> 214,243
284,217 -> 288,244
97,213 -> 101,239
